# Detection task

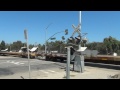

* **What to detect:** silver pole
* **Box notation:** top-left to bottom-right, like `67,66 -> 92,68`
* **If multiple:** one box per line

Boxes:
26,32 -> 31,79
79,11 -> 82,50
45,23 -> 52,54
45,29 -> 47,54
79,11 -> 81,25
66,47 -> 71,79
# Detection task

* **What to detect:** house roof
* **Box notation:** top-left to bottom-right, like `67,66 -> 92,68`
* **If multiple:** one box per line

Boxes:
30,47 -> 38,52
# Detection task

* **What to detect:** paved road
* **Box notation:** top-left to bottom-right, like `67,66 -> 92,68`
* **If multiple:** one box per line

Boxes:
0,56 -> 120,79
0,56 -> 66,78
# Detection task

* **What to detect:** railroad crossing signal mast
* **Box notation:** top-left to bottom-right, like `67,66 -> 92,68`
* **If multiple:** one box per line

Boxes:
66,11 -> 88,79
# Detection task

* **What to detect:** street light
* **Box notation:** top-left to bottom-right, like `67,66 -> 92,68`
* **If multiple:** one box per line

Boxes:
45,29 -> 68,53
45,23 -> 52,54
65,29 -> 68,35
47,29 -> 68,41
45,29 -> 68,54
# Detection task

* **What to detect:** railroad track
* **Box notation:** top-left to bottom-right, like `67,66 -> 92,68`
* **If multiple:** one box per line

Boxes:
85,59 -> 120,65
85,62 -> 120,70
45,59 -> 120,70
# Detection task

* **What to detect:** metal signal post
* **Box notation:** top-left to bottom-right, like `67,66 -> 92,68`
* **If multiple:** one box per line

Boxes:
24,29 -> 31,79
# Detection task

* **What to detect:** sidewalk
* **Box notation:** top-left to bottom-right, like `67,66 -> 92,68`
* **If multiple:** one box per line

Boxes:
0,66 -> 119,79
35,66 -> 120,79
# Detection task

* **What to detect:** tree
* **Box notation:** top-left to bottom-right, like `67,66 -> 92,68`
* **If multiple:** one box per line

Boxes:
38,44 -> 42,51
46,40 -> 66,53
0,43 -> 1,50
1,40 -> 6,50
5,43 -> 11,51
29,44 -> 34,49
103,36 -> 120,54
41,44 -> 45,50
12,41 -> 23,51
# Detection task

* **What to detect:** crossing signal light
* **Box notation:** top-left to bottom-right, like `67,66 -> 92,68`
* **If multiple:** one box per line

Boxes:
82,37 -> 88,44
62,36 -> 65,40
68,37 -> 74,43
65,29 -> 68,35
75,36 -> 81,44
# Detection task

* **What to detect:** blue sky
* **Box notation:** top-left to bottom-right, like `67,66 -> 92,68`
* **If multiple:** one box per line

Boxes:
0,11 -> 120,45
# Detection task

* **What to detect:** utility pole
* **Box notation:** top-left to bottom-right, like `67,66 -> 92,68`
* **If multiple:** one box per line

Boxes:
45,23 -> 52,54
65,46 -> 72,79
79,11 -> 82,50
24,29 -> 31,79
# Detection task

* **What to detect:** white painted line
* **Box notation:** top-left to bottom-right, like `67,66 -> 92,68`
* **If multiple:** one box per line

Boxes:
14,62 -> 20,64
47,70 -> 56,73
12,62 -> 25,65
16,60 -> 40,63
5,60 -> 25,65
7,61 -> 10,63
0,61 -> 25,65
11,61 -> 15,63
39,70 -> 49,74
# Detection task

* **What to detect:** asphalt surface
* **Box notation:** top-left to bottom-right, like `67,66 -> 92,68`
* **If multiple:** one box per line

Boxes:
0,56 -> 66,78
0,56 -> 120,79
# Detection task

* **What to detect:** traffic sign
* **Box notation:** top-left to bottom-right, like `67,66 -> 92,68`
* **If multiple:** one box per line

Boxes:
24,30 -> 27,39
